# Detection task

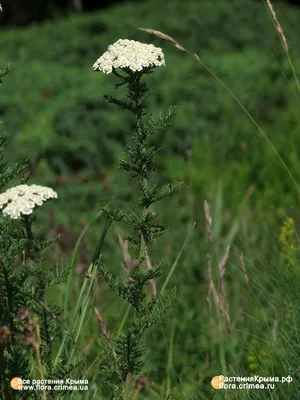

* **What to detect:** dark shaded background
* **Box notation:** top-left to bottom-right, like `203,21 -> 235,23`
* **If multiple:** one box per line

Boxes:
1,0 -> 300,26
0,0 -> 137,25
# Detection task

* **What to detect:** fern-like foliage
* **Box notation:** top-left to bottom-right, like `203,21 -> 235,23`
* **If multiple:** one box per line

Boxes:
96,66 -> 184,397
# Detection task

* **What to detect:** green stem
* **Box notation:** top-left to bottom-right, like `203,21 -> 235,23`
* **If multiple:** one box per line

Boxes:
22,215 -> 33,261
139,178 -> 149,264
134,74 -> 149,267
23,215 -> 33,240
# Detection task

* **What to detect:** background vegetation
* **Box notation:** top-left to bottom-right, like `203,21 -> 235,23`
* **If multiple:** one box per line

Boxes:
0,0 -> 300,398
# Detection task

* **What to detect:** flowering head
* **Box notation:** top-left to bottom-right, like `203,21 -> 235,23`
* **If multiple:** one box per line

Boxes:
92,39 -> 165,74
0,184 -> 58,219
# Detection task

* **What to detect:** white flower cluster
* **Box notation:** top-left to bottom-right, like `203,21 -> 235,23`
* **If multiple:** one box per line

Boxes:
93,39 -> 165,74
0,184 -> 58,219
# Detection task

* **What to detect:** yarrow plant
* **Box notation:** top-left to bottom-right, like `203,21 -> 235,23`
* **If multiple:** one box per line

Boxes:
0,179 -> 66,398
0,16 -> 75,396
92,39 -> 184,398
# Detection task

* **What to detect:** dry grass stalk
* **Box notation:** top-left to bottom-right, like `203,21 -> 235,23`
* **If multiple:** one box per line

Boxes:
94,307 -> 110,338
19,308 -> 46,400
204,200 -> 213,243
239,252 -> 249,287
140,6 -> 288,61
264,0 -> 300,98
206,253 -> 218,306
139,28 -> 187,52
94,307 -> 117,361
218,245 -> 230,283
204,201 -> 231,333
118,233 -> 134,281
218,245 -> 231,331
265,0 -> 288,53
272,315 -> 279,342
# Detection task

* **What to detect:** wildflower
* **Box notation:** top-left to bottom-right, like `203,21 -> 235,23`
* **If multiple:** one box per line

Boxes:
0,184 -> 58,219
92,39 -> 165,74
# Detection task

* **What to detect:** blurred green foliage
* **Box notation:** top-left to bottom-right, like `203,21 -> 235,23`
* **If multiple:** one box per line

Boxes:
1,1 -> 300,396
